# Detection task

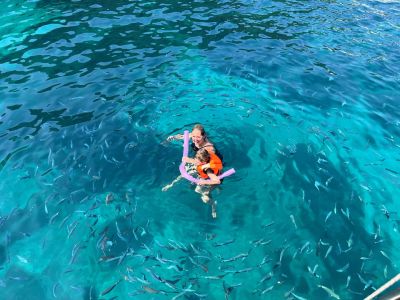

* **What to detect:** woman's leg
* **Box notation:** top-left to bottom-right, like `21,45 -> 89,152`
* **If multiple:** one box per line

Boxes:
162,166 -> 196,191
196,186 -> 217,218
161,175 -> 182,191
211,200 -> 217,218
195,185 -> 211,203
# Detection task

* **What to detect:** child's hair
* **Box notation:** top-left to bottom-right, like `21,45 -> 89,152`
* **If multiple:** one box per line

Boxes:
196,148 -> 211,163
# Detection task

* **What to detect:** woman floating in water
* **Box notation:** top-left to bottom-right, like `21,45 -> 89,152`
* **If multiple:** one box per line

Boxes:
163,124 -> 223,218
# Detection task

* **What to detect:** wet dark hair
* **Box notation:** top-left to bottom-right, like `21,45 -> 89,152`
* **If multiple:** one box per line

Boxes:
196,148 -> 210,163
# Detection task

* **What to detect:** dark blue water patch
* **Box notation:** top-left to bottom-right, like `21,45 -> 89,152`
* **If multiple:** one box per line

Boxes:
0,145 -> 29,172
275,142 -> 396,296
3,267 -> 47,300
6,104 -> 23,111
369,110 -> 400,139
0,205 -> 48,257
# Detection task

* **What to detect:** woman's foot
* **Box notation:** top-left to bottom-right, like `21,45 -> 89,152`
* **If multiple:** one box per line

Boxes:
211,203 -> 217,218
162,184 -> 172,192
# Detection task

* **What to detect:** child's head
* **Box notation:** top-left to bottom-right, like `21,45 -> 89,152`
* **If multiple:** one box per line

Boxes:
196,149 -> 211,163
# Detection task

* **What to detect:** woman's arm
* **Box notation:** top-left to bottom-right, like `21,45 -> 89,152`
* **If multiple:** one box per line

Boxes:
200,163 -> 211,170
167,134 -> 183,141
167,132 -> 193,141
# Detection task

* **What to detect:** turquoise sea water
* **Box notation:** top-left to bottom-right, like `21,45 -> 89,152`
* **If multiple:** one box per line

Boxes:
1,0 -> 400,299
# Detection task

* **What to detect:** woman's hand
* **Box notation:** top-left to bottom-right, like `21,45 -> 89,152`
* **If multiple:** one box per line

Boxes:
182,156 -> 192,164
182,157 -> 201,165
167,134 -> 184,141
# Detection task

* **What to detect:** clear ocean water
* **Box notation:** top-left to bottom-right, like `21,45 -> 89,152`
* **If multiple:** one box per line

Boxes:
1,0 -> 399,299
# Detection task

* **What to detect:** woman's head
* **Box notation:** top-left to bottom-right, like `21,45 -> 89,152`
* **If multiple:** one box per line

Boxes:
196,148 -> 211,163
191,124 -> 207,145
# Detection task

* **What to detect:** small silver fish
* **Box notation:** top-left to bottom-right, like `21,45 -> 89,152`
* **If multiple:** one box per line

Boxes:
100,279 -> 121,296
337,241 -> 343,254
380,250 -> 391,262
213,239 -> 235,247
16,255 -> 28,264
49,211 -> 59,225
221,252 -> 249,263
290,214 -> 298,229
48,148 -> 52,166
346,276 -> 351,288
325,245 -> 332,259
325,211 -> 332,223
291,291 -> 308,300
339,207 -> 350,220
115,221 -> 128,242
318,285 -> 340,299
259,271 -> 273,283
320,239 -> 329,246
261,285 -> 274,294
360,184 -> 371,192
336,263 -> 349,273
105,193 -> 113,205
300,241 -> 310,253
347,232 -> 353,248
364,280 -> 373,291
308,264 -> 319,277
357,273 -> 367,285
292,249 -> 298,260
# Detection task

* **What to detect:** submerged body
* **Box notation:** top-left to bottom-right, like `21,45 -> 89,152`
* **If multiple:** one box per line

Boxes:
164,124 -> 223,218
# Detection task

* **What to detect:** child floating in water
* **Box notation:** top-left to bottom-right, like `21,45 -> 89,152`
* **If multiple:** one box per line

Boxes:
182,148 -> 222,218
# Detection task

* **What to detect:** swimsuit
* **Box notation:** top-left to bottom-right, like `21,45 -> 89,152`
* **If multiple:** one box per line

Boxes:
191,142 -> 224,162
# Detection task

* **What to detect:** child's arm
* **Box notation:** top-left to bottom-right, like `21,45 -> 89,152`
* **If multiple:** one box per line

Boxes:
198,172 -> 220,185
200,163 -> 211,170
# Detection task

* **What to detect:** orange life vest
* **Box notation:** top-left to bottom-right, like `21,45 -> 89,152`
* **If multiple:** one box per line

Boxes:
196,152 -> 223,179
